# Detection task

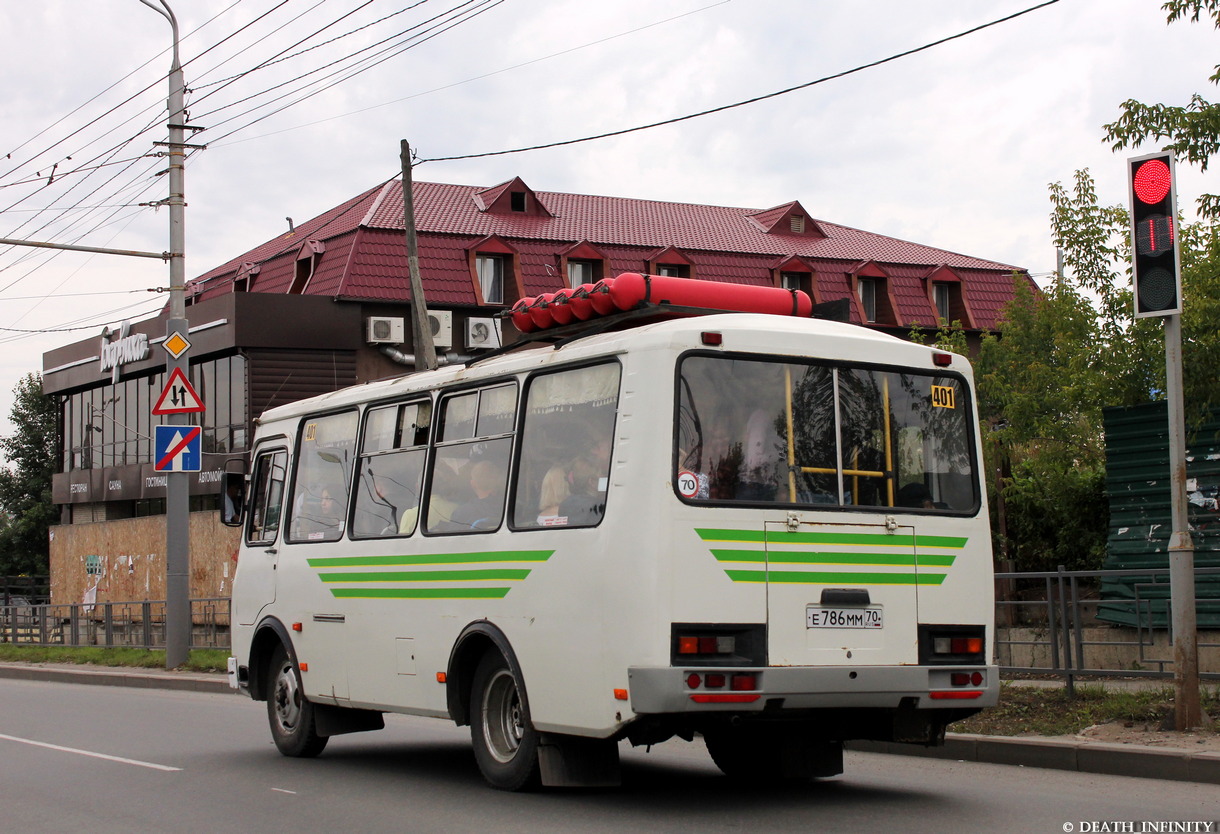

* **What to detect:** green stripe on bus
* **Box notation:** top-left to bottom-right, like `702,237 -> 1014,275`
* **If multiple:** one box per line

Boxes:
318,569 -> 531,583
717,550 -> 956,567
724,569 -> 947,585
330,587 -> 511,599
308,550 -> 554,568
697,528 -> 767,543
698,527 -> 967,550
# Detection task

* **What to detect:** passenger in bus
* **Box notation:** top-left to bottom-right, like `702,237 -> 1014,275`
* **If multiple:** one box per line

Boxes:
425,462 -> 468,532
557,454 -> 606,525
294,483 -> 344,539
736,407 -> 780,500
450,459 -> 506,530
536,463 -> 570,525
902,482 -> 936,507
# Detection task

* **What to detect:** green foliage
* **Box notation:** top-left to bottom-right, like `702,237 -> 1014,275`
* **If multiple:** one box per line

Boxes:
977,164 -> 1220,571
0,374 -> 57,576
1103,0 -> 1220,219
0,645 -> 229,672
951,682 -> 1220,737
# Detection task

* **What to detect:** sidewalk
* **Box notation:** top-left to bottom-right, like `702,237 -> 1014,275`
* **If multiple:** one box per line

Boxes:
1,661 -> 1217,785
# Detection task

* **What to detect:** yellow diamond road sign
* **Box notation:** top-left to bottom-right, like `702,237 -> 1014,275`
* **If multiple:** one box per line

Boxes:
163,332 -> 190,359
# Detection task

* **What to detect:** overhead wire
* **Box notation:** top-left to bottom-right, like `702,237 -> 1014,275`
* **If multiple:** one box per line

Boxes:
418,0 -> 1062,164
202,0 -> 503,142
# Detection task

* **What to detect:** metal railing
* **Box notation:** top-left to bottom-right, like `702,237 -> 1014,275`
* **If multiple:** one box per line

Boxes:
995,566 -> 1220,691
3,568 -> 1218,679
0,597 -> 230,651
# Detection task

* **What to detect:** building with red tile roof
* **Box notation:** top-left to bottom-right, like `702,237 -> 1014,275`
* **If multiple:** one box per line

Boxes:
186,177 -> 1033,337
40,176 -> 1032,604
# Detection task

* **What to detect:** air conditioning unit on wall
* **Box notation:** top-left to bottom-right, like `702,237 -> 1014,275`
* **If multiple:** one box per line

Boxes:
366,316 -> 404,344
465,317 -> 501,350
427,310 -> 453,349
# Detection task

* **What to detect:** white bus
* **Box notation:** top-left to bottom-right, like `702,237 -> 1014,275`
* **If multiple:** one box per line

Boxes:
226,292 -> 998,790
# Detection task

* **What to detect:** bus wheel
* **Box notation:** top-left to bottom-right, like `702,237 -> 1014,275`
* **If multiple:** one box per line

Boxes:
470,651 -> 540,791
704,728 -> 842,781
267,644 -> 328,758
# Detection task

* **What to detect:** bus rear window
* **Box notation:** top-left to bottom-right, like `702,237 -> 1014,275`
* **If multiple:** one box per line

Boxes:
676,356 -> 978,513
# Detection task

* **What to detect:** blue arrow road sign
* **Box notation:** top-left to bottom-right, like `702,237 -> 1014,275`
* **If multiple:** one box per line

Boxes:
154,425 -> 202,472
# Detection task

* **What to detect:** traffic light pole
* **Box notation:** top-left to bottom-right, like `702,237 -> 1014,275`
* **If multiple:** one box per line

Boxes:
1164,314 -> 1201,729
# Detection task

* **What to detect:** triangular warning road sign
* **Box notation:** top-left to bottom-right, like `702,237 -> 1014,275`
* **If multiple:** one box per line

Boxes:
152,367 -> 205,415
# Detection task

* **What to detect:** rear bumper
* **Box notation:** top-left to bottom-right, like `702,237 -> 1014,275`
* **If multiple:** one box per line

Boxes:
627,664 -> 999,714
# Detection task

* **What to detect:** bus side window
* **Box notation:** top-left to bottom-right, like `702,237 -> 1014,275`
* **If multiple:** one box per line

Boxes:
426,383 -> 516,534
512,362 -> 621,529
353,400 -> 429,537
248,449 -> 287,545
287,411 -> 358,543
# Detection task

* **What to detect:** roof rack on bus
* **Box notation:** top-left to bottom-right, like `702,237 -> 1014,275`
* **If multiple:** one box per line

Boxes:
469,273 -> 846,366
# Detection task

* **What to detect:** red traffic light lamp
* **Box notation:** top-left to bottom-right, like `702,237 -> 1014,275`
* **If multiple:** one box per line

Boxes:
1128,152 -> 1182,318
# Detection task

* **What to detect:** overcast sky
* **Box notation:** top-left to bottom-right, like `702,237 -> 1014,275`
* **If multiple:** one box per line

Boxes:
0,0 -> 1213,448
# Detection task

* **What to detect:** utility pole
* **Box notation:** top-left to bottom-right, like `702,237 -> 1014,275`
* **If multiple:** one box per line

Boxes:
400,141 -> 438,372
145,0 -> 192,669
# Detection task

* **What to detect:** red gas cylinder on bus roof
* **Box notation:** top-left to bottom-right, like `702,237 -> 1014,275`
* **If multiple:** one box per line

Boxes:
609,272 -> 813,317
566,283 -> 598,320
528,293 -> 557,330
584,280 -> 619,316
548,288 -> 576,325
510,298 -> 536,332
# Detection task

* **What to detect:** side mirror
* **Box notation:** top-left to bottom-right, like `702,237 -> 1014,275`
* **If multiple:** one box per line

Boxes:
221,470 -> 246,527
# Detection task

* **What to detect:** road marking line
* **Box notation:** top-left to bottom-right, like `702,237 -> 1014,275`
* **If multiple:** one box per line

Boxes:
0,733 -> 182,772
271,788 -> 298,794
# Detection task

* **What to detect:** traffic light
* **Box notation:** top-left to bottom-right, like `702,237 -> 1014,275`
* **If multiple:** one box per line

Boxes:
1128,152 -> 1182,318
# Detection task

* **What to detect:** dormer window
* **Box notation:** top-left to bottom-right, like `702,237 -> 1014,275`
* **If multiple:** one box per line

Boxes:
858,278 -> 877,323
789,215 -> 805,234
476,255 -> 505,304
924,265 -> 972,328
469,235 -> 521,307
934,283 -> 951,322
510,191 -> 527,212
560,241 -> 609,289
657,264 -> 687,278
567,260 -> 599,287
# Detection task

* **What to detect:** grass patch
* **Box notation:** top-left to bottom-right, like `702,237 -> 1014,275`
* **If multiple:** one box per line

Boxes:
951,682 -> 1220,736
0,644 -> 228,673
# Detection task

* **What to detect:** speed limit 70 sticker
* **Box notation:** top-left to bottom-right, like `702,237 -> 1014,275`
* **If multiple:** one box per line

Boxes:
677,470 -> 701,498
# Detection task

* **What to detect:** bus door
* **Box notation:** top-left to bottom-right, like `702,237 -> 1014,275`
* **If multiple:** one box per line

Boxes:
764,518 -> 920,667
234,446 -> 288,626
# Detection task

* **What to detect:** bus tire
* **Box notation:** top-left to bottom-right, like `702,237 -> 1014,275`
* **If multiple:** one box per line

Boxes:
470,651 -> 540,791
267,643 -> 328,758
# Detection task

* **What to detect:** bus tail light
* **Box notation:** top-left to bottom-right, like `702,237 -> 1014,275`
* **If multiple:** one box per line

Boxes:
918,625 -> 986,665
730,674 -> 757,691
670,624 -> 765,666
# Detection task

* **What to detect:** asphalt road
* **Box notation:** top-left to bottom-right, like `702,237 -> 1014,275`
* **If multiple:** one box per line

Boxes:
1,678 -> 1216,834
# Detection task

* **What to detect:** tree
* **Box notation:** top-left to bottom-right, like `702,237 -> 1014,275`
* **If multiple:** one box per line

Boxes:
1104,0 -> 1220,219
0,374 -> 57,576
974,166 -> 1220,571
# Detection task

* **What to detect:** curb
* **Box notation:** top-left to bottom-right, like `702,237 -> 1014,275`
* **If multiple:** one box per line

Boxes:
5,662 -> 1217,785
848,734 -> 1220,786
0,662 -> 233,695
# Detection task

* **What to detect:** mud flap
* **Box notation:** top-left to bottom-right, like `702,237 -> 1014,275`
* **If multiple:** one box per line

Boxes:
313,704 -> 385,737
892,698 -> 947,745
538,733 -> 621,787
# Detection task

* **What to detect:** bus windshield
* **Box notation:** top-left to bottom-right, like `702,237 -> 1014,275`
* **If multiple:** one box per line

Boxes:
676,354 -> 978,512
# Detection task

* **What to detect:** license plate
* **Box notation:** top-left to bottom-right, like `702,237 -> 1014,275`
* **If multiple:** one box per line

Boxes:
806,606 -> 883,629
